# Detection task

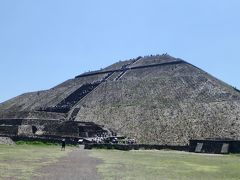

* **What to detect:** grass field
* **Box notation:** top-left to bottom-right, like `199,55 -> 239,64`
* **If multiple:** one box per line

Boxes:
0,142 -> 71,180
1,143 -> 240,180
90,150 -> 240,180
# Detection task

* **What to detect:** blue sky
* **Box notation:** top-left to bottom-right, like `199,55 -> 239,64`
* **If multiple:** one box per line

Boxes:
0,0 -> 239,103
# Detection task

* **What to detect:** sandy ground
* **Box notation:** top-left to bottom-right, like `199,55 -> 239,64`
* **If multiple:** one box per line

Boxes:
32,149 -> 102,180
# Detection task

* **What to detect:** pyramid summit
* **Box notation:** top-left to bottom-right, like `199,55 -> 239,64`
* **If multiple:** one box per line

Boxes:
0,54 -> 240,145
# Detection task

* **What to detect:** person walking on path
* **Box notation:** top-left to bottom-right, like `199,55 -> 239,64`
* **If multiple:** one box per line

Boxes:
61,138 -> 66,151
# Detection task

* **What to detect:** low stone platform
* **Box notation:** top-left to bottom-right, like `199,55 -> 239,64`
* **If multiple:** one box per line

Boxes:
84,143 -> 189,151
0,136 -> 15,145
189,139 -> 240,154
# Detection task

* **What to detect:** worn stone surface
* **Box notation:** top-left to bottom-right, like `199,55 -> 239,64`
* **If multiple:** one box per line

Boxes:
0,54 -> 240,145
0,137 -> 15,145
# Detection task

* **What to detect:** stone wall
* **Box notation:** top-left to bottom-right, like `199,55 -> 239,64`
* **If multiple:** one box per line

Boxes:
77,122 -> 112,137
0,125 -> 18,136
189,139 -> 240,154
0,137 -> 15,145
0,119 -> 23,125
18,125 -> 33,136
43,121 -> 79,137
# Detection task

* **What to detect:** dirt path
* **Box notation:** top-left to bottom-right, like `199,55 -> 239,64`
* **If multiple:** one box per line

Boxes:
33,149 -> 102,180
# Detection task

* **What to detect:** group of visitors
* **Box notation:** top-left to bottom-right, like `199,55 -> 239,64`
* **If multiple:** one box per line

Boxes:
60,136 -> 137,150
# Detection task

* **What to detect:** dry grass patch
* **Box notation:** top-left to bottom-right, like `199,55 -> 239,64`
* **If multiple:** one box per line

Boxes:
0,143 -> 72,180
